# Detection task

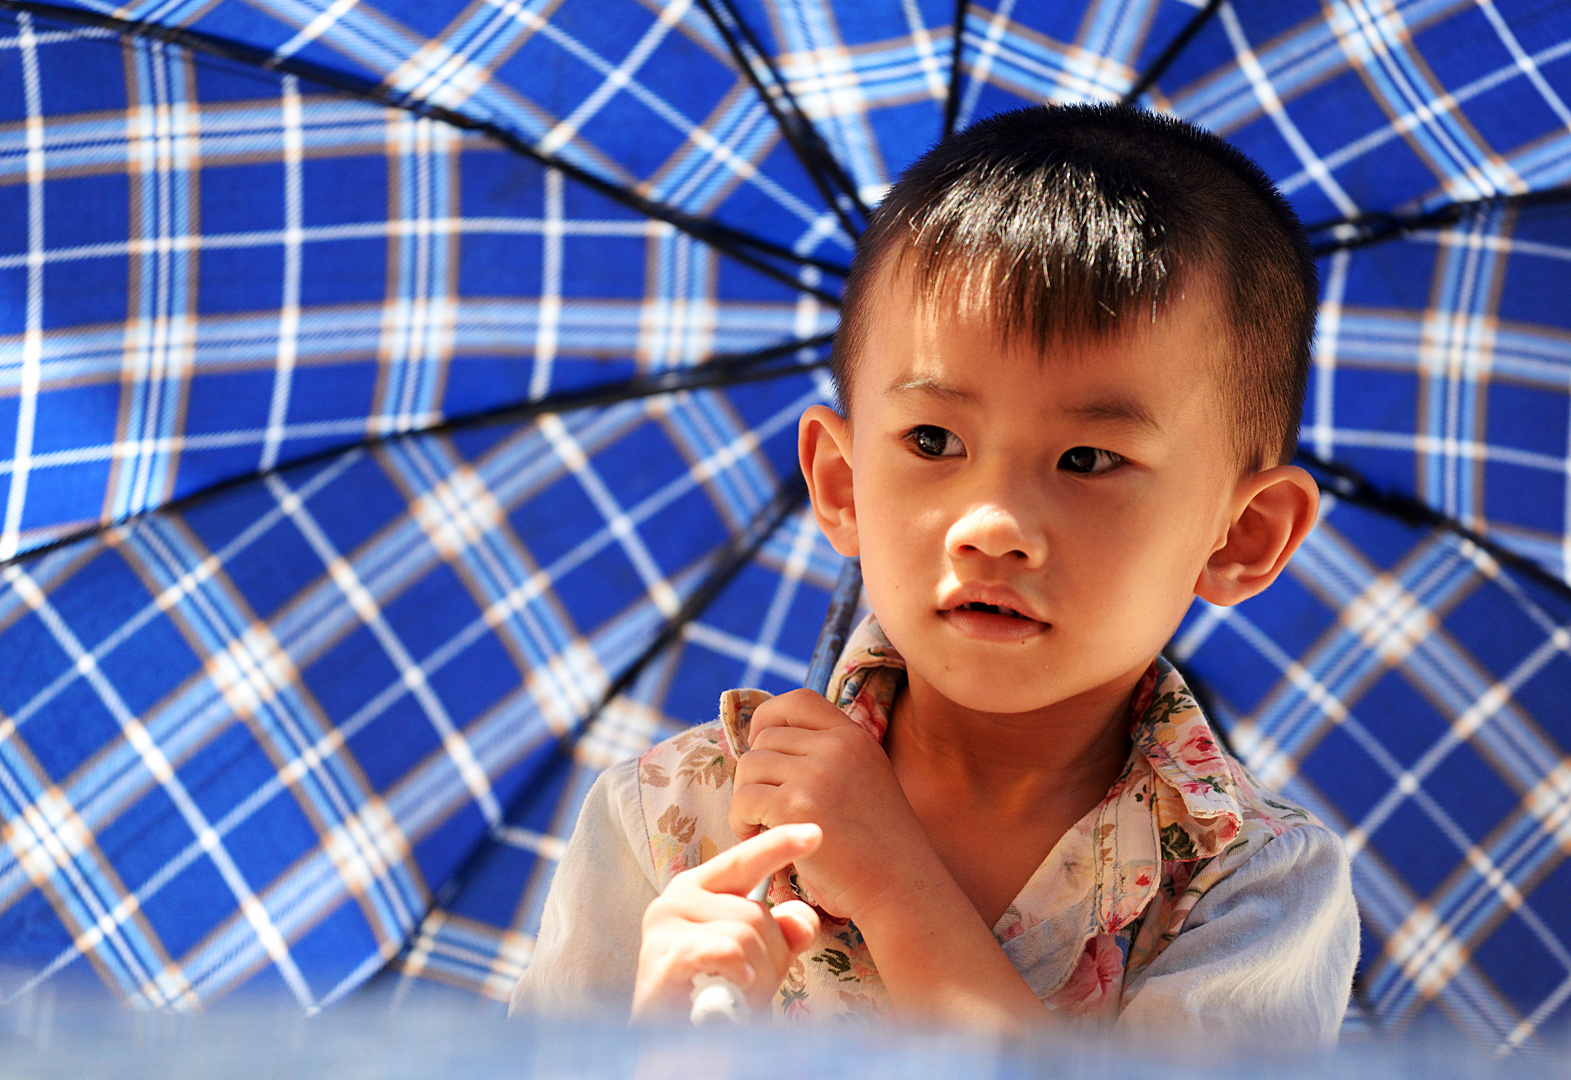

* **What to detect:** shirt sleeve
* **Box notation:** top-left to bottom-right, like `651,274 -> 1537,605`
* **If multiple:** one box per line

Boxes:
508,757 -> 659,1019
1116,823 -> 1361,1047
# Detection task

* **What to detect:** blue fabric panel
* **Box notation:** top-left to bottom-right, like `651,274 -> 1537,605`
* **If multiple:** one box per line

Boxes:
1174,495 -> 1571,1052
388,501 -> 842,1005
0,11 -> 839,557
0,361 -> 833,1009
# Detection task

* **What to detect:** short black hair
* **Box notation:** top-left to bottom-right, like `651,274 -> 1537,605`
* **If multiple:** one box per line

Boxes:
830,104 -> 1317,470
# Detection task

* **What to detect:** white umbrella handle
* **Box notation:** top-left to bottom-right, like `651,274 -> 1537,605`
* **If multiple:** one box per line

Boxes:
688,874 -> 773,1026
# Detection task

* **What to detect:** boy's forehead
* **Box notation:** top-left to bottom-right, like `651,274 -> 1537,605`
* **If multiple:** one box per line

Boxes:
860,259 -> 1230,403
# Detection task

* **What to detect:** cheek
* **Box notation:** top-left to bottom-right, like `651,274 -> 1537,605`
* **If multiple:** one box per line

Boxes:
1055,498 -> 1209,597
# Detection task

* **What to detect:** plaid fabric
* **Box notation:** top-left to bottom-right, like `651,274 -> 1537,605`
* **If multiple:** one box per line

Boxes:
5,0 -> 1571,1056
388,502 -> 841,1005
0,356 -> 836,1008
1173,494 -> 1571,1055
1301,201 -> 1571,584
0,7 -> 839,559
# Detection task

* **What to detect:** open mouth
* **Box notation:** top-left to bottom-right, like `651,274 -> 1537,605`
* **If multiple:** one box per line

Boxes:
954,601 -> 1033,620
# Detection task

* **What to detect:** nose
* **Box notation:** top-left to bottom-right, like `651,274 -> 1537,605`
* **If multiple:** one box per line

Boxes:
944,494 -> 1047,567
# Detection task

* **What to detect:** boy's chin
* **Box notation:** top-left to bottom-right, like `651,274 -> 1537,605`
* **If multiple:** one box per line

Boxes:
915,667 -> 1084,718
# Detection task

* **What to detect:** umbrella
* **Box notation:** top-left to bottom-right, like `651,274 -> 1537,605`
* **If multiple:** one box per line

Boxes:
0,0 -> 1568,1055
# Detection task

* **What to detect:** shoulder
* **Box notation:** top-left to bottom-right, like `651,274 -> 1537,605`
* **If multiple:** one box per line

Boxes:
1181,756 -> 1357,953
1133,744 -> 1355,960
636,718 -> 735,792
1220,756 -> 1341,870
635,720 -> 740,888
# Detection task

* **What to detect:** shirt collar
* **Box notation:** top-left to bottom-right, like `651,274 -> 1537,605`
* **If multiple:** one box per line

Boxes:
822,613 -> 1244,874
719,613 -> 1244,937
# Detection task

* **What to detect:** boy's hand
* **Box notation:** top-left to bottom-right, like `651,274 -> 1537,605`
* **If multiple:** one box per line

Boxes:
632,823 -> 822,1020
730,689 -> 932,923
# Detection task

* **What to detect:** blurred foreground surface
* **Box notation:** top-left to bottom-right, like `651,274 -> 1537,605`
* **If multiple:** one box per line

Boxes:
1,987 -> 1567,1080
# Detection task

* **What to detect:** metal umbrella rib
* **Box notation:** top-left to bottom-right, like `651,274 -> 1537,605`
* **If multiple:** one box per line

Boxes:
941,0 -> 969,140
1297,450 -> 1571,606
1119,0 -> 1226,107
697,0 -> 870,237
0,334 -> 835,572
1306,185 -> 1571,256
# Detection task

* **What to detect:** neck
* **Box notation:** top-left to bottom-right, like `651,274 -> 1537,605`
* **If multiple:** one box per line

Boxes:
882,662 -> 1150,816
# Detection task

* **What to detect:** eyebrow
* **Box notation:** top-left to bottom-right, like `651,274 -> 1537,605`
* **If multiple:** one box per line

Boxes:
888,375 -> 1162,432
1063,397 -> 1162,432
884,375 -> 978,403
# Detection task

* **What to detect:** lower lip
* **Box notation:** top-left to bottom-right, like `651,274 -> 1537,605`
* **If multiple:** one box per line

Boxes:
941,608 -> 1049,643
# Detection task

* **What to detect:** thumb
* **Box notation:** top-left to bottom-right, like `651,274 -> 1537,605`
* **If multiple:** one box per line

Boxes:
771,899 -> 821,955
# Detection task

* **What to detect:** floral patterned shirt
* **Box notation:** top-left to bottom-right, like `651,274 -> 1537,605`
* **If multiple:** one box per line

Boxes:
513,616 -> 1360,1041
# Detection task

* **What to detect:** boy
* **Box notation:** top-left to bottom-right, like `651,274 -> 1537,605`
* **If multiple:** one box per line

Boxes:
511,104 -> 1360,1041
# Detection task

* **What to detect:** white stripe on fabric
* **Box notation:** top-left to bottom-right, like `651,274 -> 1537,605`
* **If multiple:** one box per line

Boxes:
899,0 -> 949,102
1309,248 -> 1351,460
1475,0 -> 1571,132
529,169 -> 563,401
578,694 -> 663,771
272,0 -> 363,63
538,413 -> 681,618
0,217 -> 654,270
1218,2 -> 1358,217
0,11 -> 45,562
238,0 -> 409,76
390,0 -> 553,113
0,762 -> 177,1007
115,39 -> 200,525
1332,0 -> 1520,202
127,521 -> 424,946
265,472 -> 503,826
518,8 -> 826,229
1,565 -> 317,1010
5,385 -> 818,991
767,0 -> 884,193
956,0 -> 1019,132
491,824 -> 566,861
686,620 -> 808,687
537,0 -> 691,157
376,115 -> 457,435
1272,20 -> 1571,197
261,76 -> 305,472
737,510 -> 817,686
0,25 -> 116,49
0,455 -> 357,779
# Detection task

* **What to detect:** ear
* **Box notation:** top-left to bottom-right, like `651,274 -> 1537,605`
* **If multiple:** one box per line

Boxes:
1195,464 -> 1319,606
798,404 -> 858,557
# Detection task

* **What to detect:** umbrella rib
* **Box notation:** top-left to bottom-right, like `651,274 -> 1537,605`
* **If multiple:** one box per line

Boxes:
942,0 -> 969,138
567,473 -> 812,745
0,334 -> 834,570
697,0 -> 870,234
0,0 -> 849,299
416,477 -> 807,954
1120,0 -> 1224,106
1298,450 -> 1571,605
1306,184 -> 1571,255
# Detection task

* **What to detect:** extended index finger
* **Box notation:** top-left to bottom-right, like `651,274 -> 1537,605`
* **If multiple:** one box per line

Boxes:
690,823 -> 822,896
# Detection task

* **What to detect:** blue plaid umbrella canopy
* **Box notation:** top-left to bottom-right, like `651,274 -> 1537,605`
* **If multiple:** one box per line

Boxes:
1,0 -> 1569,1055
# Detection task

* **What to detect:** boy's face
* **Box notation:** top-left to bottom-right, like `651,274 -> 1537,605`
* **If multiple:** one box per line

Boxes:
819,266 -> 1247,717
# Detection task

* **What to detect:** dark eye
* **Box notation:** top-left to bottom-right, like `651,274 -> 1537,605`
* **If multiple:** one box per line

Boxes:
906,425 -> 965,458
1059,446 -> 1124,475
